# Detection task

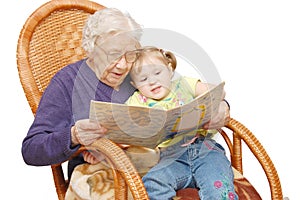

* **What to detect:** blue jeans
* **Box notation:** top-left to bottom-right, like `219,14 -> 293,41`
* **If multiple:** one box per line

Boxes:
142,135 -> 238,200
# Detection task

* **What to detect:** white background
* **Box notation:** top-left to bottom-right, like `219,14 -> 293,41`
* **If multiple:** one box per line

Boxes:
1,0 -> 298,199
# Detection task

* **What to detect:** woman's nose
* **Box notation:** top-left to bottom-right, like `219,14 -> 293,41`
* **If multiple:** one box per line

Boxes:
115,56 -> 127,69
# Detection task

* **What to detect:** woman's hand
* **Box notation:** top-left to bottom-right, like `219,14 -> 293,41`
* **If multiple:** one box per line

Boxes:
203,100 -> 230,130
71,119 -> 107,146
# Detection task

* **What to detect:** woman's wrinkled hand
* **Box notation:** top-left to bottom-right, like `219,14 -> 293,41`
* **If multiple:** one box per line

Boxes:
71,119 -> 107,146
203,100 -> 230,130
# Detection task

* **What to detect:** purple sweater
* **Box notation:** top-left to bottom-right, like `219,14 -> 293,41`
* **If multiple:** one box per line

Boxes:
22,59 -> 135,166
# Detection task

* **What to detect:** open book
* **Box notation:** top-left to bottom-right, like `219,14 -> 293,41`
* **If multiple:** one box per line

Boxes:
89,82 -> 225,149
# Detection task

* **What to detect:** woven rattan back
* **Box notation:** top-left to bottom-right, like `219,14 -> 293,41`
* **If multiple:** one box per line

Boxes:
17,0 -> 105,114
17,1 -> 105,199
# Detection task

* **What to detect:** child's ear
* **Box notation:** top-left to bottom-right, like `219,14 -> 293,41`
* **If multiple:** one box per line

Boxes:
168,63 -> 173,70
168,63 -> 175,77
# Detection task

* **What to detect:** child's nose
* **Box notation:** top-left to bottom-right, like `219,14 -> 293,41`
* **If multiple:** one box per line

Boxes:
149,76 -> 157,84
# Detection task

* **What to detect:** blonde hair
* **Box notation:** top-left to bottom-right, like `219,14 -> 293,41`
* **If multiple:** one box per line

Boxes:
82,8 -> 142,54
131,48 -> 177,76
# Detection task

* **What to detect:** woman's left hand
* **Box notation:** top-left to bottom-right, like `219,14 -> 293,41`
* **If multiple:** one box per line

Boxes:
203,100 -> 230,130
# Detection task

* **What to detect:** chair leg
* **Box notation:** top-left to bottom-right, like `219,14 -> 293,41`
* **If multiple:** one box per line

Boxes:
51,164 -> 68,200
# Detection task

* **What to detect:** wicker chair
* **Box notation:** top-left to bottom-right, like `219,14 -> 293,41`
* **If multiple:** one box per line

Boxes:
17,0 -> 283,199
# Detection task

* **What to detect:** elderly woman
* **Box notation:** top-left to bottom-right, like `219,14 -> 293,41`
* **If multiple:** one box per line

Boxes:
21,8 -> 142,177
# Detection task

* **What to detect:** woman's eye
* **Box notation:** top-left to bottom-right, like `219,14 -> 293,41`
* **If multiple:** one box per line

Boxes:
109,52 -> 122,59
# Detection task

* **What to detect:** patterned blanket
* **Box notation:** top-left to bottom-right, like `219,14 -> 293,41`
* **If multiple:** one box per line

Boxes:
65,148 -> 262,200
65,146 -> 159,200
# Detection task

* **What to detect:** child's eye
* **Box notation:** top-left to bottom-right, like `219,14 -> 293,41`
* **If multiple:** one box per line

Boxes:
155,71 -> 161,75
140,77 -> 147,82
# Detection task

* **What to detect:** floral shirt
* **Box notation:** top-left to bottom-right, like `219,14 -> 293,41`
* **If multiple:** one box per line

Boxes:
126,76 -> 198,109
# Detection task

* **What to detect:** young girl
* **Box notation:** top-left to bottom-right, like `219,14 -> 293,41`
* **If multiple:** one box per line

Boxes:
126,46 -> 238,200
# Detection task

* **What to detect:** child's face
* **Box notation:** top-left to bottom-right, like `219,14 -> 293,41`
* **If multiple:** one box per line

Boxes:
131,59 -> 173,100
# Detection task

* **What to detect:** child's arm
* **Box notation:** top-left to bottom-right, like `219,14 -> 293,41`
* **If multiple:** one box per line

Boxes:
195,81 -> 225,99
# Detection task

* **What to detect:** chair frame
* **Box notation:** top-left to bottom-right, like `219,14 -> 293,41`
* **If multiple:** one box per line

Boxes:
17,0 -> 283,199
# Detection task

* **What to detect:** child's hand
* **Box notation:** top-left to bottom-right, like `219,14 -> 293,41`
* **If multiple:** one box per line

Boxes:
82,151 -> 105,164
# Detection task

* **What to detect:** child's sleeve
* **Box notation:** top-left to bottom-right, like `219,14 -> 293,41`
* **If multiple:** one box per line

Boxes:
183,76 -> 200,97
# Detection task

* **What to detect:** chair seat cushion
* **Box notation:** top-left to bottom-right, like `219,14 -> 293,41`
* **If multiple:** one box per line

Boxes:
176,168 -> 262,200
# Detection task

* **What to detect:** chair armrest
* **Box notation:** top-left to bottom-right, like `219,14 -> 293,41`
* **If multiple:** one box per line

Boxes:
89,138 -> 149,200
226,118 -> 283,200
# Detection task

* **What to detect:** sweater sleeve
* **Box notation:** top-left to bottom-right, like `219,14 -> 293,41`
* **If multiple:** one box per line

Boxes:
22,76 -> 80,166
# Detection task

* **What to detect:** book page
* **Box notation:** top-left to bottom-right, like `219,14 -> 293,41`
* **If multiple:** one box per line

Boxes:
89,82 -> 224,148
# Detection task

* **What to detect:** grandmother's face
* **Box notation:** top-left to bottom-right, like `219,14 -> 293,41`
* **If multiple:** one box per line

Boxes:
92,33 -> 140,89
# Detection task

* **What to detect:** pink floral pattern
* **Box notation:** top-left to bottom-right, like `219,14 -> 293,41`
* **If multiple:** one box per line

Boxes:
214,180 -> 223,188
138,94 -> 147,103
214,174 -> 236,200
228,192 -> 235,200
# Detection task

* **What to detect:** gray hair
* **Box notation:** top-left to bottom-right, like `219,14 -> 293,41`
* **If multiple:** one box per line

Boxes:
82,8 -> 142,54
